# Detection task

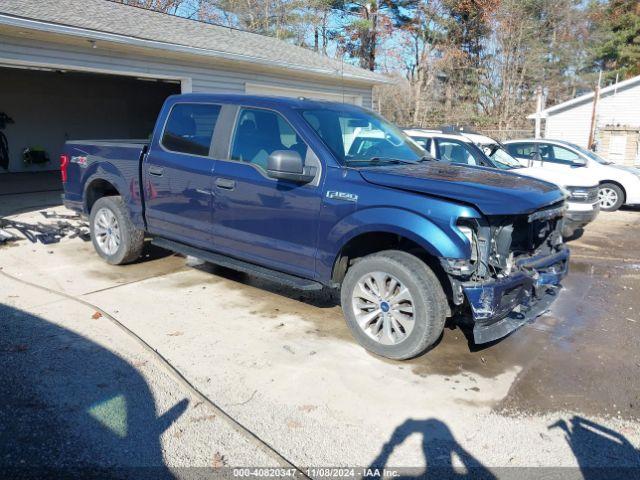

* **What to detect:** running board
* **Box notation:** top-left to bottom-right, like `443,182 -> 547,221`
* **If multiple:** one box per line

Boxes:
152,237 -> 324,291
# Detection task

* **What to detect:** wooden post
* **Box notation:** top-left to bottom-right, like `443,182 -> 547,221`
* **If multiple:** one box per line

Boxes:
588,71 -> 603,150
534,87 -> 543,139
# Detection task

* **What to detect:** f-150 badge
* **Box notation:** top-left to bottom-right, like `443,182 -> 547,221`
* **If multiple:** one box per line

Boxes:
326,191 -> 358,202
71,156 -> 88,167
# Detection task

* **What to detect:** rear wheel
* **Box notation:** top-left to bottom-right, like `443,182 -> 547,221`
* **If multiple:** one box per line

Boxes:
598,183 -> 624,211
90,196 -> 144,265
340,250 -> 447,360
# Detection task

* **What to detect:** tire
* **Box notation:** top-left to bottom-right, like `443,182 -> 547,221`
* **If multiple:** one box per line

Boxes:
89,196 -> 144,265
598,183 -> 625,212
340,250 -> 447,360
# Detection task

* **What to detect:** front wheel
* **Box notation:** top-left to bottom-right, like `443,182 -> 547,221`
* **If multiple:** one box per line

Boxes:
340,250 -> 447,360
598,183 -> 625,211
90,196 -> 144,265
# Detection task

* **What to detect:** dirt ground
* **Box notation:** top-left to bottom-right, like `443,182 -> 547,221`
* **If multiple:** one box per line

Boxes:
1,191 -> 639,478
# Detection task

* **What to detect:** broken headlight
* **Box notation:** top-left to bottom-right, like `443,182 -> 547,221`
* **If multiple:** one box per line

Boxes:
456,222 -> 478,262
441,221 -> 480,276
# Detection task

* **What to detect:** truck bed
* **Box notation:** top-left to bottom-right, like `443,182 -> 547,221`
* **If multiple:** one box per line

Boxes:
62,139 -> 149,227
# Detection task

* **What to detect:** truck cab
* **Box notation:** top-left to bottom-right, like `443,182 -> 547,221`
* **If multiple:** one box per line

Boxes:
62,94 -> 569,360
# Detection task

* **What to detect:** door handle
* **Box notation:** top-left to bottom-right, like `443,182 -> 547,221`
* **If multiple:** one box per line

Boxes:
215,178 -> 236,190
148,166 -> 164,176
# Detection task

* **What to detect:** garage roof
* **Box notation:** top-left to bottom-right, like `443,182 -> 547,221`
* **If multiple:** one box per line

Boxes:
0,0 -> 388,85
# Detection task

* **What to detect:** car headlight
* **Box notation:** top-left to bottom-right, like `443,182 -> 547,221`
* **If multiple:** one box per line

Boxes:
567,187 -> 590,201
566,186 -> 598,203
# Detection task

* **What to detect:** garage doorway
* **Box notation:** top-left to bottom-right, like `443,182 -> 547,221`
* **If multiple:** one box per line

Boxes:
0,67 -> 180,182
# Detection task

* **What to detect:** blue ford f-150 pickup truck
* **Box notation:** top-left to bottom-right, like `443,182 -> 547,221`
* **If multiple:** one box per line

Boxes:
61,94 -> 569,360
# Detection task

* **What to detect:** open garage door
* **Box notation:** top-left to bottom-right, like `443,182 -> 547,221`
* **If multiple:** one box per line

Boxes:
246,82 -> 363,106
0,67 -> 180,177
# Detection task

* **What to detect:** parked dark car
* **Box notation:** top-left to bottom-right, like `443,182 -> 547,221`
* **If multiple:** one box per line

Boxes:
61,94 -> 569,359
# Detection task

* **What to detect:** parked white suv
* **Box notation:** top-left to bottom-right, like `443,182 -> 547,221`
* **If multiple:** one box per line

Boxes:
504,139 -> 640,212
405,129 -> 600,237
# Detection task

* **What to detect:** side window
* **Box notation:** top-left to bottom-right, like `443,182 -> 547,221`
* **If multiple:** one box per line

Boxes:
437,140 -> 477,166
507,143 -> 537,158
231,108 -> 308,170
538,144 -> 554,161
413,137 -> 432,151
551,146 -> 581,164
161,103 -> 221,156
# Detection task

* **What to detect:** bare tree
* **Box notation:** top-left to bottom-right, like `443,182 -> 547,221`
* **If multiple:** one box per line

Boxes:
113,0 -> 185,14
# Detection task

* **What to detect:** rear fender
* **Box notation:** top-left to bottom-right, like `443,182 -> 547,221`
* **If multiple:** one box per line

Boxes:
82,162 -> 144,229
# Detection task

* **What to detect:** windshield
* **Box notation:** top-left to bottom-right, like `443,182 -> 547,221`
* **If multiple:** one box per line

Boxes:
564,142 -> 613,164
299,107 -> 426,165
478,143 -> 523,170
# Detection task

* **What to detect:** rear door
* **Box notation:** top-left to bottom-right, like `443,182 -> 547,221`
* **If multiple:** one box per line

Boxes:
143,102 -> 221,249
210,106 -> 323,279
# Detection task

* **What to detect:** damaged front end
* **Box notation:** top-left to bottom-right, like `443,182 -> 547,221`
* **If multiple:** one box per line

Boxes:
442,202 -> 569,344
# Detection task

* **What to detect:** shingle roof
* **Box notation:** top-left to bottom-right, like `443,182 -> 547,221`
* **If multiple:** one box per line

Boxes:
0,0 -> 388,85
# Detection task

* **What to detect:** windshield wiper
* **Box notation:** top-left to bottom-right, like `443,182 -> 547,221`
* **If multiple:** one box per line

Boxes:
347,157 -> 412,165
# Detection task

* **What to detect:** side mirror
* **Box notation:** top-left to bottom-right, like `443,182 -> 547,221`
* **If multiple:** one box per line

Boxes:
267,150 -> 316,183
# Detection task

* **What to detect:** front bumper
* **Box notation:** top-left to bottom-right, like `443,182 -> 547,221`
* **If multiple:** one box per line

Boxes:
563,203 -> 600,236
463,247 -> 569,344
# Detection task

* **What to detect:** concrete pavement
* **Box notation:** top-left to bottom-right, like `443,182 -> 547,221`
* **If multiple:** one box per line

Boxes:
1,198 -> 639,477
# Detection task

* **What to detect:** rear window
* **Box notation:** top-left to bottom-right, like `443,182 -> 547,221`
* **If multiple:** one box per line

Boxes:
162,103 -> 221,156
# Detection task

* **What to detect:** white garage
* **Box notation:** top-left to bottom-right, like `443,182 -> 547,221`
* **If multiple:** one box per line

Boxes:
0,0 -> 385,179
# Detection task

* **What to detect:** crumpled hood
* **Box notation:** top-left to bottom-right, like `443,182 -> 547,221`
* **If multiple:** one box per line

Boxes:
359,163 -> 565,215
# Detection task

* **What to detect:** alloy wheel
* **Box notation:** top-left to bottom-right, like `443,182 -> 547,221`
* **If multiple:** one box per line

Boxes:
598,187 -> 618,209
351,271 -> 415,345
93,207 -> 121,255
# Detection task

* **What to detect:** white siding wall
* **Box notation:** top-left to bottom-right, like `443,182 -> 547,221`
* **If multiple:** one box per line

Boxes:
544,81 -> 640,149
544,102 -> 592,147
0,33 -> 373,106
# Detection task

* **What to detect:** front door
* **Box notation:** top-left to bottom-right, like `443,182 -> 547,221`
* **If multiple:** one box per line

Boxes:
143,102 -> 221,249
211,107 -> 322,279
537,143 -> 581,173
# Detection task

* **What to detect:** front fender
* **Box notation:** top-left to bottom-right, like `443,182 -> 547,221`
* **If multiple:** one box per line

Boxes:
317,207 -> 471,283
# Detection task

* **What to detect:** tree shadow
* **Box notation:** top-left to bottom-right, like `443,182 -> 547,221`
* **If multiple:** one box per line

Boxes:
369,418 -> 496,479
549,416 -> 640,479
0,303 -> 188,478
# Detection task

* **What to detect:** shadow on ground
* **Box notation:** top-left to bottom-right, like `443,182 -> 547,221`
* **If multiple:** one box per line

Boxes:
367,416 -> 640,479
0,303 -> 187,478
369,418 -> 496,479
550,416 -> 640,479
